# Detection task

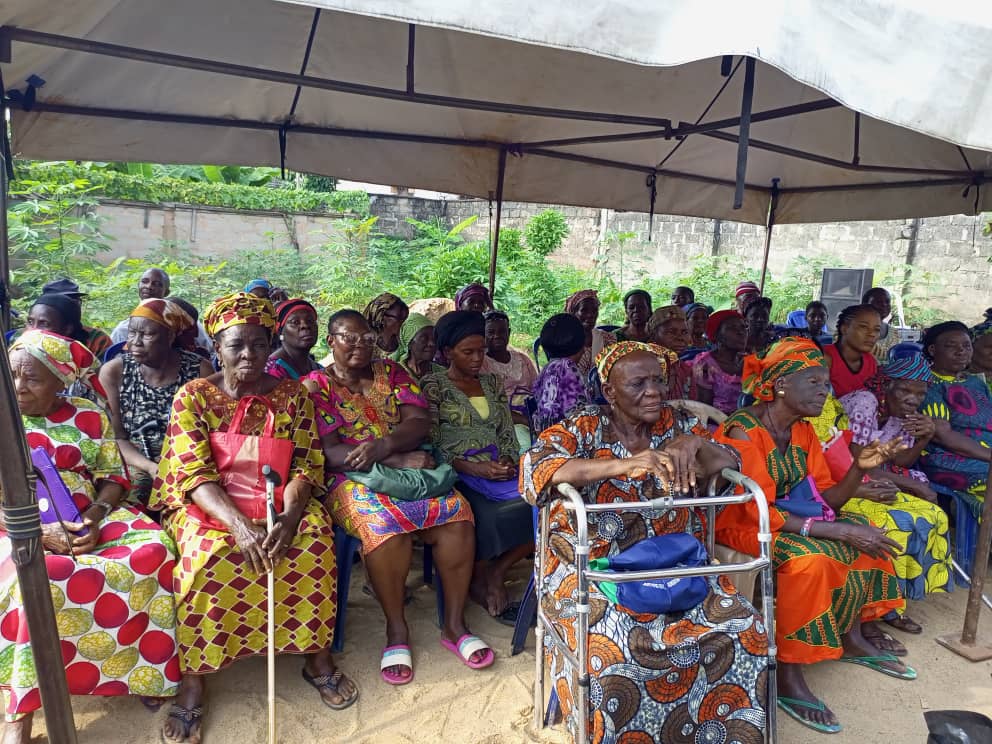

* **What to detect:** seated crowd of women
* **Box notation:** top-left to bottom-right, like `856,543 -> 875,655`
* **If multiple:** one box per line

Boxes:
1,274 -> 986,743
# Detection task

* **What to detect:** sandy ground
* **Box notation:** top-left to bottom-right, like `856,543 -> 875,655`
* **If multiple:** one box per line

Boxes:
25,557 -> 992,744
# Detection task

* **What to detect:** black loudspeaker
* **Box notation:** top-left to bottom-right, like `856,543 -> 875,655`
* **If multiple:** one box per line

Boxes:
819,268 -> 874,332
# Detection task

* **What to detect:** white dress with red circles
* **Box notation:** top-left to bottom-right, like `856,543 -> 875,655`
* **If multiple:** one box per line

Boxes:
0,397 -> 180,720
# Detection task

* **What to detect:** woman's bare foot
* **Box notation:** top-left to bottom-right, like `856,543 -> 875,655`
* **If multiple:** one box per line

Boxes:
1,713 -> 32,744
303,648 -> 358,707
843,624 -> 910,675
162,674 -> 204,744
777,663 -> 838,730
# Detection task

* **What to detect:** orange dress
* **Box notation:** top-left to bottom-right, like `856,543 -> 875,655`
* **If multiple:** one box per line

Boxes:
714,410 -> 904,664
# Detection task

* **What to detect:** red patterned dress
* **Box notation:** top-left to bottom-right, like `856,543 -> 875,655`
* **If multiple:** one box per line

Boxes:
520,405 -> 768,743
0,398 -> 179,720
150,378 -> 336,674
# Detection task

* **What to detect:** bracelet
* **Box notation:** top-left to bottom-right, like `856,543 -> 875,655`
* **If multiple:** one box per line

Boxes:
800,517 -> 814,538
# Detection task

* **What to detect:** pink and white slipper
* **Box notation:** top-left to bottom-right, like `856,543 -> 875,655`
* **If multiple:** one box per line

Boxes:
380,644 -> 414,685
440,634 -> 495,670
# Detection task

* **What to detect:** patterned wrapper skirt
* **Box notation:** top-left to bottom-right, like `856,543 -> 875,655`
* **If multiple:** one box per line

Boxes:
165,499 -> 337,674
327,473 -> 473,554
0,505 -> 180,720
842,494 -> 952,603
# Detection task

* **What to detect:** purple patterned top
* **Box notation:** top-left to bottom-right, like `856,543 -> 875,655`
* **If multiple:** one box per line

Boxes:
840,389 -> 925,481
532,358 -> 589,433
691,351 -> 742,415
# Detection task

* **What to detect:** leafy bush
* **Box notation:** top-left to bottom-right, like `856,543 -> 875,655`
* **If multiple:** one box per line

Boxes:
524,209 -> 569,257
12,162 -> 369,216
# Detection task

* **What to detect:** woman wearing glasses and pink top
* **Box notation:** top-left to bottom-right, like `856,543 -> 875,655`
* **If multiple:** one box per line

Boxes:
304,310 -> 492,688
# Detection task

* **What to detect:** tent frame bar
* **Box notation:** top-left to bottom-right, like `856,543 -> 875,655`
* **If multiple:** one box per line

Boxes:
0,26 -> 673,129
488,147 -> 507,296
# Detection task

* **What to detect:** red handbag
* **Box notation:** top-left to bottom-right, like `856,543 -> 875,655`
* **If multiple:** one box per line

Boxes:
822,428 -> 855,483
186,395 -> 293,532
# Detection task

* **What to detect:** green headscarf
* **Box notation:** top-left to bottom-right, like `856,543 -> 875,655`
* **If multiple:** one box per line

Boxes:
390,312 -> 434,363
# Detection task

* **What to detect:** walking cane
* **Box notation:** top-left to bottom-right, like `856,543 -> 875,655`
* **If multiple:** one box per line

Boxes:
262,465 -> 281,744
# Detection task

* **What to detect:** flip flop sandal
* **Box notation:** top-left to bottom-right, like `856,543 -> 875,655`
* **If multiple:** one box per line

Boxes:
161,704 -> 203,744
776,696 -> 842,734
838,653 -> 917,680
862,627 -> 908,657
440,633 -> 495,670
883,613 -> 924,634
380,644 -> 414,686
302,667 -> 360,710
494,601 -> 521,627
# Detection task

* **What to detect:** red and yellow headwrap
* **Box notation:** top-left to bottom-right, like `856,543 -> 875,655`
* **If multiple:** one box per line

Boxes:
10,329 -> 107,399
129,298 -> 194,333
594,341 -> 679,384
742,336 -> 825,401
202,292 -> 276,339
564,289 -> 599,314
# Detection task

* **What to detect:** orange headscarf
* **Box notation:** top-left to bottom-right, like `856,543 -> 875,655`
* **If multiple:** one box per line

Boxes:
742,337 -> 825,401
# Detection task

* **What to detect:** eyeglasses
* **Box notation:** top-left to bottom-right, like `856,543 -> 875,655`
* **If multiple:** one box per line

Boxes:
331,331 -> 378,347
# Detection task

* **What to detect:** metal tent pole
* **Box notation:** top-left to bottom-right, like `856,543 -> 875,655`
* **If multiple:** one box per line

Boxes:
0,96 -> 77,743
487,147 -> 507,299
758,179 -> 780,294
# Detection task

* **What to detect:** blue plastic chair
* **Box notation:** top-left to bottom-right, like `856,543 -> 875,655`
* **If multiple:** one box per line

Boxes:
3,329 -> 17,347
333,525 -> 444,652
786,310 -> 808,328
679,347 -> 707,363
102,341 -> 126,364
930,482 -> 981,586
889,342 -> 924,362
596,324 -> 621,333
510,506 -> 540,656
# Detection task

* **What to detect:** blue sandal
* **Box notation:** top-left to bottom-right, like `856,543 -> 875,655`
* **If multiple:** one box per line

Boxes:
838,653 -> 917,680
777,696 -> 842,734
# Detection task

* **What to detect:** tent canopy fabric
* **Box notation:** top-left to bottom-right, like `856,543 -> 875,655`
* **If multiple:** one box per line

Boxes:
2,0 -> 990,225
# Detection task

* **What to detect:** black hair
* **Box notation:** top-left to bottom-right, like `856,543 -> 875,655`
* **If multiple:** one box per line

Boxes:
170,297 -> 199,323
921,320 -> 971,360
835,303 -> 881,344
673,286 -> 695,302
623,289 -> 652,307
744,296 -> 772,318
30,293 -> 88,344
326,308 -> 367,335
539,313 -> 586,359
484,310 -> 510,325
434,310 -> 486,351
861,287 -> 890,304
805,300 -> 827,314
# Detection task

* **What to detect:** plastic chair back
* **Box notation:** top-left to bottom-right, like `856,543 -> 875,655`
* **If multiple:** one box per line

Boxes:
786,310 -> 808,328
4,329 -> 17,347
889,342 -> 923,361
103,341 -> 126,364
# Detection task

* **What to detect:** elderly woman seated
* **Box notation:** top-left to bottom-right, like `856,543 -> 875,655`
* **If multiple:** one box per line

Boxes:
646,305 -> 693,399
1,331 -> 179,744
715,338 -> 914,735
563,289 -> 616,379
390,312 -> 437,381
150,293 -> 356,744
520,341 -> 768,744
363,292 -> 409,359
422,311 -> 535,623
265,299 -> 322,380
305,309 -> 489,686
100,299 -> 213,508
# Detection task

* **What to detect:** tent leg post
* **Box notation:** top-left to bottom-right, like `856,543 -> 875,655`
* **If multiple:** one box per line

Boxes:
733,57 -> 755,210
488,147 -> 507,299
937,459 -> 992,661
758,179 -> 780,294
0,99 -> 77,742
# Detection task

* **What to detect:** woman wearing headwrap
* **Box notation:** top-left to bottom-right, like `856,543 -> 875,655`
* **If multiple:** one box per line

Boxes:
363,292 -> 409,358
520,341 -> 767,744
531,313 -> 589,431
100,299 -> 213,508
968,316 -> 992,383
243,278 -> 272,299
834,354 -> 952,636
1,330 -> 179,743
563,289 -> 616,378
614,289 -> 651,342
917,320 -> 992,499
266,299 -> 322,380
715,337 -> 913,734
454,282 -> 493,313
390,312 -> 436,380
151,292 -> 356,743
691,310 -> 746,415
306,309 -> 485,683
646,305 -> 694,399
481,310 -> 538,449
422,311 -> 534,622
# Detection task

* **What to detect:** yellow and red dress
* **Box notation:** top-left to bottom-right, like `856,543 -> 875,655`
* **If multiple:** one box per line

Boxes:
150,378 -> 336,674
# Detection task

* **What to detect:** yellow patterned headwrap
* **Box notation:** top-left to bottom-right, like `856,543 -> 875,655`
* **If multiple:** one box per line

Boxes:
594,341 -> 679,383
129,298 -> 194,333
203,292 -> 276,338
742,336 -> 825,401
10,329 -> 106,399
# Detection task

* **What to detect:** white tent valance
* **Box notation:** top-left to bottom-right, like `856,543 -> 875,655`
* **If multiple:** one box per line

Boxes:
1,0 -> 990,224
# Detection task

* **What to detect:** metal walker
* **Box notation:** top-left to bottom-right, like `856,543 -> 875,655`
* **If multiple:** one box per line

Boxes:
533,468 -> 777,744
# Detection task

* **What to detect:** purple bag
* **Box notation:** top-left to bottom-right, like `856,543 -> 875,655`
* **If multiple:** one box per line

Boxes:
32,447 -> 87,535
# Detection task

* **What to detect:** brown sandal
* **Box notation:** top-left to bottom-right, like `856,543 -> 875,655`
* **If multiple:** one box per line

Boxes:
863,623 -> 908,657
883,613 -> 924,634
